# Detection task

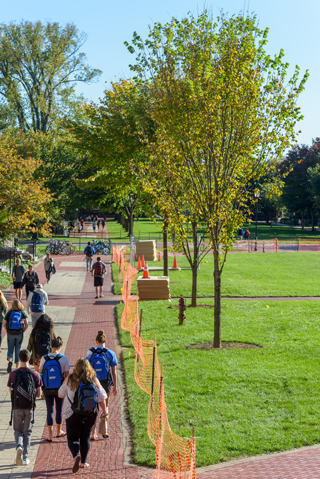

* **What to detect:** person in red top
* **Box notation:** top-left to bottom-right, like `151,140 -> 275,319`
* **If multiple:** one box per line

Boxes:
7,349 -> 42,466
91,256 -> 106,299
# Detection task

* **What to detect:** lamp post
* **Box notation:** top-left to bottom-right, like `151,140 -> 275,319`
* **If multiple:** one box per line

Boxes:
254,191 -> 260,240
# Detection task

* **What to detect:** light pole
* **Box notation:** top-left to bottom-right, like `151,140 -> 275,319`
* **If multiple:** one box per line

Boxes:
254,191 -> 260,240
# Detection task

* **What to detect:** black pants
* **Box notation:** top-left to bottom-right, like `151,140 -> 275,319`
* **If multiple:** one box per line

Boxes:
25,285 -> 35,299
66,413 -> 97,463
45,270 -> 51,281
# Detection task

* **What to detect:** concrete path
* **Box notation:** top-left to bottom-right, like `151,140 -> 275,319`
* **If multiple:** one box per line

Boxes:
1,253 -> 320,478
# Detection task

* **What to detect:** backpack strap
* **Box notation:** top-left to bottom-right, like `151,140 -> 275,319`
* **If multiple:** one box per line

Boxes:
90,347 -> 97,354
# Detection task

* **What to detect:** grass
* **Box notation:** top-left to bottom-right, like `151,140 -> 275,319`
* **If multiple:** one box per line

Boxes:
0,271 -> 12,289
112,252 -> 320,298
107,218 -> 164,242
116,299 -> 320,467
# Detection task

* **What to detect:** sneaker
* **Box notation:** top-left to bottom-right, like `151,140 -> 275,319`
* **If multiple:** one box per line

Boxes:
7,361 -> 12,373
47,281 -> 50,284
23,458 -> 30,465
100,294 -> 104,298
16,447 -> 23,466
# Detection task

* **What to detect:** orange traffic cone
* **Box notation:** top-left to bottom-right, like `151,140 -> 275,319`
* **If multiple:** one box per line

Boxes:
172,255 -> 179,270
137,256 -> 141,270
142,261 -> 150,278
158,251 -> 161,262
141,255 -> 145,267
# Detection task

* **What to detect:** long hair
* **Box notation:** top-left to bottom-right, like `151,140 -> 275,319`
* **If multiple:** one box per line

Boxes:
30,314 -> 54,341
67,358 -> 96,392
11,299 -> 24,311
0,291 -> 8,311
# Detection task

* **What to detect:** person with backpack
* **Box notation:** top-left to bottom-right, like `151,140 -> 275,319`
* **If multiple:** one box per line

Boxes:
26,283 -> 49,327
92,220 -> 96,233
101,219 -> 105,229
27,314 -> 56,374
22,265 -> 39,299
0,290 -> 8,353
12,258 -> 25,301
84,242 -> 95,272
58,358 -> 108,473
86,329 -> 118,440
7,349 -> 42,466
91,256 -> 106,299
44,253 -> 54,284
3,299 -> 29,373
39,336 -> 70,442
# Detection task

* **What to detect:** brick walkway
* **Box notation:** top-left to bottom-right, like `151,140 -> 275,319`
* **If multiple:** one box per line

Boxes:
2,253 -> 320,478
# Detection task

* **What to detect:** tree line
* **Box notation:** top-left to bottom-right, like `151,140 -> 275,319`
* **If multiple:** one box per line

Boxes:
0,13 -> 310,347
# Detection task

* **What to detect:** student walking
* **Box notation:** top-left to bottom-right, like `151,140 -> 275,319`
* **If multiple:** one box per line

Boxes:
86,329 -> 118,440
0,290 -> 8,353
84,242 -> 95,272
97,220 -> 100,230
91,256 -> 106,298
26,283 -> 49,327
23,265 -> 39,299
44,253 -> 54,284
27,314 -> 55,373
58,358 -> 108,473
101,220 -> 105,229
92,220 -> 96,233
7,349 -> 42,466
3,300 -> 28,373
39,336 -> 69,441
12,258 -> 25,301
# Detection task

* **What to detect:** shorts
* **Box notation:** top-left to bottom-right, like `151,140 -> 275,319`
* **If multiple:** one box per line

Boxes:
13,281 -> 23,289
94,277 -> 104,287
100,379 -> 112,394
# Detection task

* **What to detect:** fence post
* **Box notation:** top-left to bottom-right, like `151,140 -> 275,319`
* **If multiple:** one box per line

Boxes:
275,238 -> 278,252
263,241 -> 265,253
151,334 -> 156,399
156,363 -> 165,475
139,309 -> 143,337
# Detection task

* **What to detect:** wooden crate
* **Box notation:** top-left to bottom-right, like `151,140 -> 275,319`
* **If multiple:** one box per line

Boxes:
135,240 -> 156,261
137,276 -> 171,301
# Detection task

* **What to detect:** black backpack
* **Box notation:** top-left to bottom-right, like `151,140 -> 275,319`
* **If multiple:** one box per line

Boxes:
86,246 -> 93,257
35,330 -> 51,357
10,370 -> 36,425
69,380 -> 98,417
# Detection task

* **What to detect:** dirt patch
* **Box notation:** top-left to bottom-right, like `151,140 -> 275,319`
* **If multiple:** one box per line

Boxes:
186,341 -> 262,350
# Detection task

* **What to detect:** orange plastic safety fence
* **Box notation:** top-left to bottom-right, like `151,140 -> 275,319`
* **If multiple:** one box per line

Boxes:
113,253 -> 197,479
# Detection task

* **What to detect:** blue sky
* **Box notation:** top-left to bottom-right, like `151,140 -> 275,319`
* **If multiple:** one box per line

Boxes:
1,0 -> 319,145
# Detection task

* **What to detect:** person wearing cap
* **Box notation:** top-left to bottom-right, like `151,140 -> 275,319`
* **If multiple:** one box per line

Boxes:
25,284 -> 49,327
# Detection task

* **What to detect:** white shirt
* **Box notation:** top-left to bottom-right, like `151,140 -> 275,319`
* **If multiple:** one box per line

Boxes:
26,289 -> 49,315
58,380 -> 107,419
39,353 -> 70,374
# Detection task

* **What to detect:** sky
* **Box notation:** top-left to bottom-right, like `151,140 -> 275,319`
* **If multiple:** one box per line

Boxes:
1,0 -> 319,146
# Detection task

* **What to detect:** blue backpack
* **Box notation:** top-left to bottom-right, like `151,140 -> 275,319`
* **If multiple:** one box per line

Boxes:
8,311 -> 22,335
31,291 -> 44,313
42,354 -> 64,395
70,381 -> 98,417
89,347 -> 110,381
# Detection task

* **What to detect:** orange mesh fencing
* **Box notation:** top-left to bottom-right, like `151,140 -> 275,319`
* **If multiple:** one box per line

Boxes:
113,252 -> 197,479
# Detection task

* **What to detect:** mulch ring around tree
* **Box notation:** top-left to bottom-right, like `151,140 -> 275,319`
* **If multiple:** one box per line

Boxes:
186,341 -> 262,350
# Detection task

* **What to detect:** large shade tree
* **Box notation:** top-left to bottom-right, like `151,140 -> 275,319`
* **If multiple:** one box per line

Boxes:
126,11 -> 308,347
0,20 -> 101,133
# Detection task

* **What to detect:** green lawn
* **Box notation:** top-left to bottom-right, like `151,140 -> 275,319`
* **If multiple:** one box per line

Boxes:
112,252 -> 320,297
107,218 -> 164,242
116,299 -> 320,467
243,223 -> 320,241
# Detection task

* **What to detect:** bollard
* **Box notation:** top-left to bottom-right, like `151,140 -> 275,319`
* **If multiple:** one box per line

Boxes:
179,297 -> 186,325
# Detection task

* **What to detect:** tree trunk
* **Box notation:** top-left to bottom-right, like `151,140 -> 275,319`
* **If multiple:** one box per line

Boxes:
191,221 -> 198,307
163,219 -> 169,277
213,247 -> 221,348
128,206 -> 134,237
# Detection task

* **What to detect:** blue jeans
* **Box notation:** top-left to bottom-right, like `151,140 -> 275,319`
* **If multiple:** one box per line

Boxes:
7,332 -> 24,363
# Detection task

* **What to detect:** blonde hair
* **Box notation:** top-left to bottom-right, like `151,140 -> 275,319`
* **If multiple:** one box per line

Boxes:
11,299 -> 24,311
96,330 -> 106,344
67,358 -> 96,392
0,291 -> 8,311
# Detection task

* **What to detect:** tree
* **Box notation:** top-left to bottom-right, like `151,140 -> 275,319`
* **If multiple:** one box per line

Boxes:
0,20 -> 101,133
126,11 -> 308,347
280,139 -> 320,229
0,135 -> 52,240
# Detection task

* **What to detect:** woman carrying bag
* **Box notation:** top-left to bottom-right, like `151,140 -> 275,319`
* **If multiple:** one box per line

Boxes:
0,290 -> 8,353
39,336 -> 69,442
44,253 -> 55,284
58,358 -> 108,473
3,299 -> 28,372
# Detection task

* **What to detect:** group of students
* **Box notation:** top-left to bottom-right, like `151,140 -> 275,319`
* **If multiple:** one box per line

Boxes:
4,304 -> 117,473
12,254 -> 54,301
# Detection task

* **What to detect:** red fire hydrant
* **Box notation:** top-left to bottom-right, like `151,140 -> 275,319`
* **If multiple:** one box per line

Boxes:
179,297 -> 186,325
